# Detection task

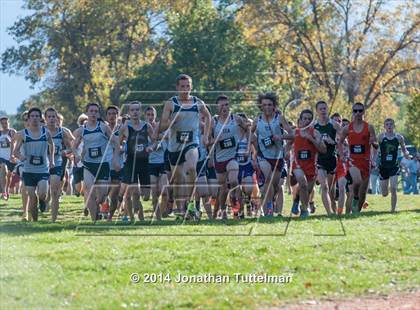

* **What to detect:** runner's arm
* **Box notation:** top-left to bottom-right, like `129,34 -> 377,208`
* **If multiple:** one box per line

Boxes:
146,123 -> 157,151
332,120 -> 342,142
47,132 -> 55,168
251,117 -> 258,133
397,134 -> 410,159
279,114 -> 293,135
377,132 -> 384,145
71,127 -> 83,162
12,131 -> 24,161
369,124 -> 378,147
62,128 -> 75,154
198,100 -> 211,145
114,124 -> 127,155
338,125 -> 348,145
312,129 -> 327,154
157,100 -> 173,133
9,129 -> 17,162
369,124 -> 378,163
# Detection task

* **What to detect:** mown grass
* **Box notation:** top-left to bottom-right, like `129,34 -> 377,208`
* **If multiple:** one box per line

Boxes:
0,193 -> 419,309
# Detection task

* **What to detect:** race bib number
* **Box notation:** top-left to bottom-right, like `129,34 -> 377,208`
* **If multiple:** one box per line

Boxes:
0,140 -> 10,148
386,154 -> 393,161
298,150 -> 311,160
88,147 -> 102,159
220,137 -> 236,149
30,155 -> 43,166
261,136 -> 274,148
136,144 -> 145,152
350,144 -> 365,154
237,154 -> 247,163
176,131 -> 193,144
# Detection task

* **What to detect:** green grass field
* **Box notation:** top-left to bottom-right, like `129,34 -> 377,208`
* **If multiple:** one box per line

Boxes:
1,194 -> 419,309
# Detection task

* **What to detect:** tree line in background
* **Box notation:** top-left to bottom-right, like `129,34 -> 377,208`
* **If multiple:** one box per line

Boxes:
1,0 -> 419,145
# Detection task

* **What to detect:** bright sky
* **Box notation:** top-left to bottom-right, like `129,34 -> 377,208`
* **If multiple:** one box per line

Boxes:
0,0 -> 38,115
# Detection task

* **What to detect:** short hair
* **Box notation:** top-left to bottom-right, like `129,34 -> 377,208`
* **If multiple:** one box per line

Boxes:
145,106 -> 156,114
259,92 -> 278,107
176,74 -> 192,85
22,111 -> 29,121
216,95 -> 229,105
106,105 -> 119,114
342,118 -> 349,123
299,109 -> 313,120
0,116 -> 8,121
316,100 -> 328,109
353,102 -> 364,109
85,102 -> 100,112
77,113 -> 88,126
236,112 -> 248,119
384,118 -> 395,125
44,107 -> 58,117
129,100 -> 141,107
331,112 -> 341,119
57,113 -> 63,120
28,107 -> 42,118
121,114 -> 130,124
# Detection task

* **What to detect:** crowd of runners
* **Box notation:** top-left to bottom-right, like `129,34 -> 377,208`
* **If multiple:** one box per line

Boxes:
0,74 -> 413,223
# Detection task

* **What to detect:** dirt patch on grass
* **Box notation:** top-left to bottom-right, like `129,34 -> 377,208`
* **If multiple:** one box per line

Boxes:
276,290 -> 419,310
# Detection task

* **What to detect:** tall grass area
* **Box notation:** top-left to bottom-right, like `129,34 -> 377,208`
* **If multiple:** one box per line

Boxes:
1,194 -> 419,309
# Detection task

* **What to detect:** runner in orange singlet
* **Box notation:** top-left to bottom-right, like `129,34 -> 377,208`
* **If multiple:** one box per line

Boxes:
291,109 -> 326,217
339,103 -> 377,214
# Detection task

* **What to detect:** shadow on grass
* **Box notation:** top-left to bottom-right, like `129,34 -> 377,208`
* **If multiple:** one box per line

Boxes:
0,208 -> 418,236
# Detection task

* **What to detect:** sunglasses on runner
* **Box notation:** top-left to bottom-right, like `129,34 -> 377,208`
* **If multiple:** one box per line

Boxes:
353,109 -> 364,113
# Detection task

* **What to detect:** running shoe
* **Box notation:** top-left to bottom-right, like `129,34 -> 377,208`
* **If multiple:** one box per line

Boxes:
256,169 -> 265,188
362,201 -> 369,209
309,202 -> 316,214
100,200 -> 110,213
39,199 -> 46,212
266,201 -> 274,217
221,208 -> 228,220
187,201 -> 195,213
351,198 -> 359,214
83,208 -> 89,216
291,200 -> 300,215
300,209 -> 310,218
337,207 -> 344,215
246,204 -> 252,217
232,200 -> 241,215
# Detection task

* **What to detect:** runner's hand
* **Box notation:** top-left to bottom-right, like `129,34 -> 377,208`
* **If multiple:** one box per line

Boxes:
10,155 -> 17,163
272,134 -> 282,142
151,131 -> 159,143
203,135 -> 209,147
323,136 -> 335,145
370,160 -> 377,169
252,160 -> 259,171
112,159 -> 121,172
17,154 -> 26,162
300,130 -> 310,140
74,155 -> 81,164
